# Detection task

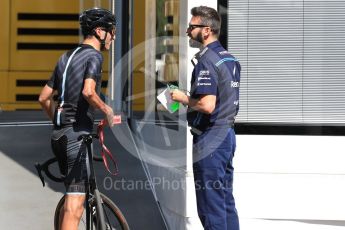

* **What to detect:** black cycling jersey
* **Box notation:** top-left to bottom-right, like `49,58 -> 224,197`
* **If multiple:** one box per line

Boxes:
47,44 -> 103,130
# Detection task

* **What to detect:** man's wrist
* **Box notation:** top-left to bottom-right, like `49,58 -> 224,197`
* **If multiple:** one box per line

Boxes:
183,95 -> 189,106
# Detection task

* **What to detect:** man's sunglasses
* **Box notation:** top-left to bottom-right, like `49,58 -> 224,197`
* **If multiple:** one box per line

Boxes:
187,24 -> 209,31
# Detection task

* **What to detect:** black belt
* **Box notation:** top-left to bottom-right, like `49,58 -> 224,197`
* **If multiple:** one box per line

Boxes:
190,122 -> 234,136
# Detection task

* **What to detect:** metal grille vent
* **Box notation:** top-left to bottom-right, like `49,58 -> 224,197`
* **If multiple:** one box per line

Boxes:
17,13 -> 79,50
228,0 -> 345,124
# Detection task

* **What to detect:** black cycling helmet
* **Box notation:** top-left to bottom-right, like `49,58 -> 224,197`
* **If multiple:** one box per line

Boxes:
80,8 -> 116,36
79,8 -> 116,50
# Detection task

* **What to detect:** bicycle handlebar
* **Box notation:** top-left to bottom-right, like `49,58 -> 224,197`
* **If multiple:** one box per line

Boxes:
35,158 -> 63,187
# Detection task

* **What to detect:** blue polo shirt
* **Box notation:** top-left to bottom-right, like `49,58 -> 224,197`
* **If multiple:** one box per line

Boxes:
187,41 -> 241,131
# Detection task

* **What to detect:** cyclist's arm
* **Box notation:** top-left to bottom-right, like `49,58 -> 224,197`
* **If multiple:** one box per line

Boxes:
82,78 -> 114,126
38,84 -> 56,121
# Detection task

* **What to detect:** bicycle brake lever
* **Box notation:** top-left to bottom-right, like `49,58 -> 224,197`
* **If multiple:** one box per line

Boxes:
35,163 -> 46,187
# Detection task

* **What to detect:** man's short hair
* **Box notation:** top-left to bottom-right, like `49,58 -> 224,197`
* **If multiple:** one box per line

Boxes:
191,6 -> 221,37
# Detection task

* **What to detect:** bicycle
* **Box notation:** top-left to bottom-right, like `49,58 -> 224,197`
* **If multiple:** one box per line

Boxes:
35,119 -> 129,230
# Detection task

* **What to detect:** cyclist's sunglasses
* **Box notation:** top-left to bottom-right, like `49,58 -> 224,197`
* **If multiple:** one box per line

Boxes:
187,24 -> 209,32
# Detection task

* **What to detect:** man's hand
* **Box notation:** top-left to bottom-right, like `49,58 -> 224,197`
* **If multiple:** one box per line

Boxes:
170,89 -> 189,105
171,89 -> 216,114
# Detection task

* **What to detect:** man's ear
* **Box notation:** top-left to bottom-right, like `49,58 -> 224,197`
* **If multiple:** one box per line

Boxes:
203,27 -> 212,37
94,27 -> 102,37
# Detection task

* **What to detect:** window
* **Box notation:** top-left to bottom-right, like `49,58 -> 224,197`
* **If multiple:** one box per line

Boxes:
228,0 -> 345,125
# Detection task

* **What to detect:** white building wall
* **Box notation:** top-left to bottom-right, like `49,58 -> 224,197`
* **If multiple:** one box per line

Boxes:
234,135 -> 345,229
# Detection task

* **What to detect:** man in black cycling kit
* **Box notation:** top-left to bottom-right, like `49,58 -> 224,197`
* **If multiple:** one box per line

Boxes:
38,8 -> 116,230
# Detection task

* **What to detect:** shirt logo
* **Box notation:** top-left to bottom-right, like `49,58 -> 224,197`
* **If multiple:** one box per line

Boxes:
198,77 -> 211,81
197,83 -> 212,86
199,70 -> 210,76
219,51 -> 230,55
199,47 -> 208,57
231,81 -> 240,88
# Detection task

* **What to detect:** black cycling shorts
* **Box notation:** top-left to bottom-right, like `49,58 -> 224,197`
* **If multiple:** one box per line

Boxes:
51,126 -> 91,194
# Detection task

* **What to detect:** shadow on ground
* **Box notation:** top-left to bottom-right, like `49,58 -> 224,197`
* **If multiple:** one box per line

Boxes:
0,111 -> 166,230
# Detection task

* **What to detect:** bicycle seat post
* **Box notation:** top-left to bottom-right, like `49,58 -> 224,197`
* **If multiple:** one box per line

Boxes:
81,134 -> 98,192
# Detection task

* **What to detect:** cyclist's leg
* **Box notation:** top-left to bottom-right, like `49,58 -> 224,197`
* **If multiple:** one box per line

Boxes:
51,127 -> 90,230
60,194 -> 86,230
51,128 -> 69,180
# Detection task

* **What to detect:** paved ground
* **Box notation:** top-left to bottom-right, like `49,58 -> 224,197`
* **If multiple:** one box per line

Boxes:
0,111 -> 166,230
2,111 -> 345,230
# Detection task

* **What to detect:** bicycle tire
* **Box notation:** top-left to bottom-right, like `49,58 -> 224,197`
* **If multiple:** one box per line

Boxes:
54,193 -> 129,230
94,189 -> 106,230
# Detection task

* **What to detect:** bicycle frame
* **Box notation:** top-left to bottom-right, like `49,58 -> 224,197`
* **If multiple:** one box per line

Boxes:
35,117 -> 128,230
35,134 -> 110,230
81,134 -> 107,230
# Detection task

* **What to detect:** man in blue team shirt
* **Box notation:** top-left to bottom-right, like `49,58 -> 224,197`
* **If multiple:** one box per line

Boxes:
171,6 -> 241,230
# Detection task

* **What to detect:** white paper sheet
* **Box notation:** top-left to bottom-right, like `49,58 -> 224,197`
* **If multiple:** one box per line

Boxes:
156,86 -> 179,113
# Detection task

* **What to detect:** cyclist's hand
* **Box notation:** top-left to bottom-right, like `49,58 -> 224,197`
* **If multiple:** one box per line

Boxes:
105,105 -> 115,127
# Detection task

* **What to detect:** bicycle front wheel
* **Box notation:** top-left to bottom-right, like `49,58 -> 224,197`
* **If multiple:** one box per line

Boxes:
54,193 -> 129,230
